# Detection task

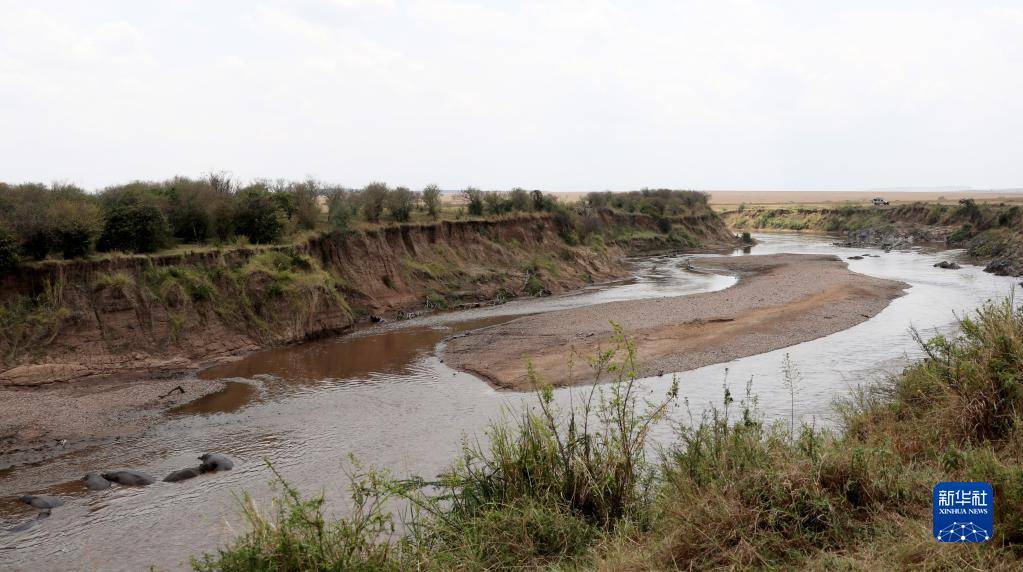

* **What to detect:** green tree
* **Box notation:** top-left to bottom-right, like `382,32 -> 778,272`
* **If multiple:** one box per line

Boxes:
361,182 -> 389,223
462,187 -> 484,216
47,185 -> 104,258
289,179 -> 322,231
327,189 -> 356,232
508,188 -> 531,212
234,186 -> 284,244
0,222 -> 20,273
484,190 -> 507,215
421,184 -> 442,220
164,177 -> 223,243
97,191 -> 170,253
387,186 -> 418,222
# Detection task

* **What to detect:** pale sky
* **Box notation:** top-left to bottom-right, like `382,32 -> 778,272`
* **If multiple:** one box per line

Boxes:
1,1 -> 1021,191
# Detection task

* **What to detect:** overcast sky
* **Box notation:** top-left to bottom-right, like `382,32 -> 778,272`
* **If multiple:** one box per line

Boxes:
1,1 -> 1021,191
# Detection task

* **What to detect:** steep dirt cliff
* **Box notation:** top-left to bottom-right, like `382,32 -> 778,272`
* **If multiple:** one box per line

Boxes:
0,212 -> 735,386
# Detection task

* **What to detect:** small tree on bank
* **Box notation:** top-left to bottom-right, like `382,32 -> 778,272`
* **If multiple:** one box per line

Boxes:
462,187 -> 484,216
361,182 -> 388,223
422,184 -> 442,220
97,191 -> 169,254
233,186 -> 284,244
387,186 -> 418,223
327,189 -> 356,232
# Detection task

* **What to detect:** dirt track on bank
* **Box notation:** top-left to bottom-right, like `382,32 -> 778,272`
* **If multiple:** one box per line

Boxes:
442,254 -> 908,390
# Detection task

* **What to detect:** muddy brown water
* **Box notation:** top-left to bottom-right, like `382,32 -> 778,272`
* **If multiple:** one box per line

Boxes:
1,234 -> 1020,571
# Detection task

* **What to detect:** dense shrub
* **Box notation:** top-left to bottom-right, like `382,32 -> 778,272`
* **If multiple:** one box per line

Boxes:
508,188 -> 531,212
286,179 -> 321,231
163,178 -> 224,243
97,190 -> 170,253
233,186 -> 284,244
483,190 -> 506,215
585,188 -> 709,217
361,182 -> 389,223
326,190 -> 356,232
462,187 -> 484,216
0,223 -> 19,272
532,189 -> 555,211
53,205 -> 103,258
386,186 -> 417,222
421,184 -> 441,219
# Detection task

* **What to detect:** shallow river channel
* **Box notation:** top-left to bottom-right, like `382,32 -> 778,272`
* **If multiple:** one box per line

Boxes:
1,232 -> 1020,571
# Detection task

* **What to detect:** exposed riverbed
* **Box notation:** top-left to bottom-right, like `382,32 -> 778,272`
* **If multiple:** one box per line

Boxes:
1,233 -> 1019,571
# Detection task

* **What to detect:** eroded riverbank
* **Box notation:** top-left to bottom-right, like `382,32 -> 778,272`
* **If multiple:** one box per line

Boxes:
444,253 -> 907,390
1,234 -> 1019,571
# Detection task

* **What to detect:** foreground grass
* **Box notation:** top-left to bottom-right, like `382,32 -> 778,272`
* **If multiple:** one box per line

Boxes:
193,300 -> 1023,570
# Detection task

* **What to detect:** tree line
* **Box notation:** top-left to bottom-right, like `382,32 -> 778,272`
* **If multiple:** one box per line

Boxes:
0,175 -> 567,272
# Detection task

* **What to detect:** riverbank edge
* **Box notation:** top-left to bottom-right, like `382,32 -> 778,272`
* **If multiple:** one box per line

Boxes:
0,215 -> 737,468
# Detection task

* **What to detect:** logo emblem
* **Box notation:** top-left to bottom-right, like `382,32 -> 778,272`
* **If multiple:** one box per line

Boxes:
933,482 -> 993,542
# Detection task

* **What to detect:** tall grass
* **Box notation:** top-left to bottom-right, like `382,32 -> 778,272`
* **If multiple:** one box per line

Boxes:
194,297 -> 1023,571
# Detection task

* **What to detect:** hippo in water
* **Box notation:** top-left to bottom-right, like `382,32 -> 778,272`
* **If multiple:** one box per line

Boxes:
19,495 -> 64,510
8,510 -> 49,533
83,472 -> 112,491
199,453 -> 233,473
163,467 -> 203,483
101,470 -> 156,486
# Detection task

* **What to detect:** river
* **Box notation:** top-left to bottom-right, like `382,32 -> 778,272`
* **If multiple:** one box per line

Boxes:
1,232 -> 1019,571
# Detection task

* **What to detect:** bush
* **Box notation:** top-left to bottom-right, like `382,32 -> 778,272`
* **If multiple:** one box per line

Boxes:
361,182 -> 388,223
386,186 -> 417,223
462,187 -> 484,216
160,177 -> 230,243
483,190 -> 506,215
948,223 -> 974,244
508,188 -> 531,212
327,190 -> 356,232
51,195 -> 104,258
97,191 -> 170,253
0,223 -> 19,272
421,185 -> 441,219
191,464 -> 398,572
288,179 -> 321,231
233,186 -> 284,244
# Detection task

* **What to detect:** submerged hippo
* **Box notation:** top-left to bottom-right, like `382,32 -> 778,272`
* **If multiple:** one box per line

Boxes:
101,470 -> 156,486
163,467 -> 203,483
19,495 -> 64,510
198,453 -> 234,473
83,472 -> 112,491
8,510 -> 49,533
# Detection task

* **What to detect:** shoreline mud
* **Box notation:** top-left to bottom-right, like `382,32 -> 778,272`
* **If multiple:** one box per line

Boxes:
442,253 -> 908,390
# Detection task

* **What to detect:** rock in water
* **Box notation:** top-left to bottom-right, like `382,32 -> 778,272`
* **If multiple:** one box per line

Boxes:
101,470 -> 157,486
19,495 -> 64,509
83,472 -> 112,491
164,467 -> 203,483
198,453 -> 234,473
934,261 -> 961,270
